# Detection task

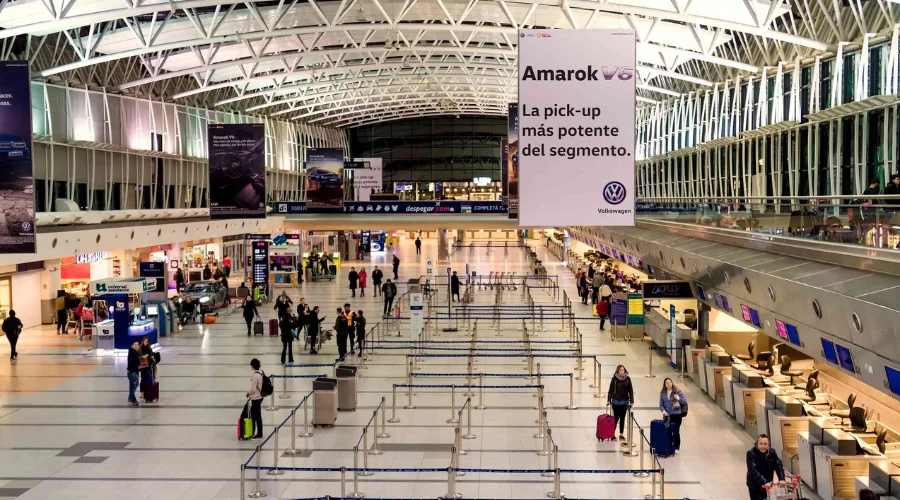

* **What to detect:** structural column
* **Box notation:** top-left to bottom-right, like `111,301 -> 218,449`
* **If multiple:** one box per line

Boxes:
438,229 -> 450,263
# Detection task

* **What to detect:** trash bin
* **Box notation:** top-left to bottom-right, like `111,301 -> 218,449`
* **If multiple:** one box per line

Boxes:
336,365 -> 358,411
313,377 -> 337,427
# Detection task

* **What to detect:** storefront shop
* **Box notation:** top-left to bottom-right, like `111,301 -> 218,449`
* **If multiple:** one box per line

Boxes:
179,239 -> 221,281
60,251 -> 123,296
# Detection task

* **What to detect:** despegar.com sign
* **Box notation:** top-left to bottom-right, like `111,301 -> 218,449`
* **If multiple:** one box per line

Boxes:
517,29 -> 636,226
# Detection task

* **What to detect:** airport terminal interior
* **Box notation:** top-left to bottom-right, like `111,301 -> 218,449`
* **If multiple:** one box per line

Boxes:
4,1 -> 900,499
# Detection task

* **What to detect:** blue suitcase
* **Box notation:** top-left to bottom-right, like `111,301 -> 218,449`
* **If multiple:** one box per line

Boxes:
650,419 -> 674,457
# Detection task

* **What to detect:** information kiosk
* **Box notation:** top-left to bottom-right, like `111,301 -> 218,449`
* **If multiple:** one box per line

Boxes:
90,278 -> 158,352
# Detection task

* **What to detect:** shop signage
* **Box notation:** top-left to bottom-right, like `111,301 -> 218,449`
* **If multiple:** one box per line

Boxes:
273,201 -> 506,214
251,241 -> 269,288
138,262 -> 166,278
517,29 -> 636,226
207,123 -> 266,220
610,298 -> 627,326
0,61 -> 37,254
76,251 -> 109,264
90,278 -> 155,294
626,293 -> 643,325
642,281 -> 694,299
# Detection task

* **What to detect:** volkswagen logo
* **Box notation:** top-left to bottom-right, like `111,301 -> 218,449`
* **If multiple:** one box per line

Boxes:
520,33 -> 525,38
20,221 -> 32,232
603,181 -> 627,205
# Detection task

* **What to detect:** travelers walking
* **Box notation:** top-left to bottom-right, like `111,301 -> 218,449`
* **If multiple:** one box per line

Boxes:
223,255 -> 232,278
348,267 -> 359,297
415,237 -> 422,255
659,377 -> 687,455
337,304 -> 355,360
296,298 -> 309,338
274,293 -> 292,319
2,310 -> 22,361
597,300 -> 609,331
607,365 -> 633,439
450,271 -> 461,301
355,310 -> 366,357
358,268 -> 368,297
578,272 -> 588,305
242,297 -> 259,336
246,359 -> 265,439
372,266 -> 384,297
280,314 -> 297,364
127,341 -> 141,407
382,279 -> 397,317
55,290 -> 67,335
746,434 -> 785,500
307,306 -> 324,355
392,254 -> 400,279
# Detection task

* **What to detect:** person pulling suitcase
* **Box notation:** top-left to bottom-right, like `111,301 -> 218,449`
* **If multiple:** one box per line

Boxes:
654,377 -> 687,456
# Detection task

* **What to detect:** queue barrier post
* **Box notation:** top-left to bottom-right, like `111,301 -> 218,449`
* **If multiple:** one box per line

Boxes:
248,446 -> 266,498
644,449 -> 658,500
368,410 -> 383,456
646,346 -> 657,379
349,446 -> 364,498
341,467 -> 346,499
279,366 -> 291,399
284,409 -> 301,456
634,427 -> 650,478
623,410 -> 638,456
476,373 -> 486,409
447,385 -> 459,424
359,429 -> 374,476
446,464 -> 462,499
378,397 -> 390,438
267,425 -> 284,476
566,374 -> 577,410
388,386 -> 401,423
404,370 -> 416,409
463,398 -> 476,439
533,363 -> 542,400
455,416 -> 467,456
299,395 -> 313,438
266,379 -> 278,411
541,428 -> 554,477
240,464 -> 245,500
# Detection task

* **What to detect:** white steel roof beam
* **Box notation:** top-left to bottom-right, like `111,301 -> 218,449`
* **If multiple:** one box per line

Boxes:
291,91 -> 514,118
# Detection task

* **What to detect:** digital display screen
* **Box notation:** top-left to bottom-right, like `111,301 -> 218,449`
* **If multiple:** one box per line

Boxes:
885,365 -> 900,397
741,305 -> 751,322
835,344 -> 855,373
821,338 -> 839,364
749,309 -> 760,327
720,295 -> 730,312
145,305 -> 159,316
627,256 -> 634,266
775,320 -> 788,340
786,324 -> 801,346
696,285 -> 706,301
714,294 -> 723,309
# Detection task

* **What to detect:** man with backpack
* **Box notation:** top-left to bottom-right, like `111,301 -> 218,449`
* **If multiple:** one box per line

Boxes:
246,358 -> 272,439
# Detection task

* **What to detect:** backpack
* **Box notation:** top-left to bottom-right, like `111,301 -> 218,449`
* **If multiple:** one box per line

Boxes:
259,371 -> 274,397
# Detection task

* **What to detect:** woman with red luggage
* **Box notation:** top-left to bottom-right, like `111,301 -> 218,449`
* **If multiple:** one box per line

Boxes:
607,365 -> 633,440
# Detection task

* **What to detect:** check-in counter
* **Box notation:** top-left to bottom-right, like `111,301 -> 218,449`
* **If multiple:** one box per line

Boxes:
705,363 -> 731,402
697,356 -> 710,394
815,431 -> 873,500
867,460 -> 900,498
734,382 -> 766,429
643,307 -> 692,368
722,374 -> 735,416
767,404 -> 809,474
797,417 -> 842,492
685,346 -> 703,379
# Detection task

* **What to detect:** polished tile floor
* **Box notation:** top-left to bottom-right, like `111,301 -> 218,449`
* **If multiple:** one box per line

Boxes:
0,239 -> 765,500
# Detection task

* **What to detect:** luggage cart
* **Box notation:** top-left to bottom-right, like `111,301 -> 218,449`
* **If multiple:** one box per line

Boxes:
763,474 -> 804,500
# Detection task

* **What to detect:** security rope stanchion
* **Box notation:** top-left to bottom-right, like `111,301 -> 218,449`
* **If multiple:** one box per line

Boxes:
679,347 -> 687,379
248,446 -> 266,498
378,397 -> 390,438
446,464 -> 462,499
622,410 -> 638,456
646,346 -> 657,378
576,335 -> 586,380
594,359 -> 604,398
268,425 -> 284,476
455,414 -> 467,456
476,373 -> 486,409
404,371 -> 415,409
368,411 -> 383,456
463,397 -> 476,439
547,456 -> 562,498
349,446 -> 364,498
645,449 -> 658,500
298,396 -> 313,438
634,428 -> 650,478
541,429 -> 554,477
240,464 -> 246,499
534,385 -> 544,420
447,385 -> 459,424
566,373 -> 577,410
340,467 -> 346,498
284,409 -> 301,456
535,400 -> 546,440
388,385 -> 401,423
266,378 -> 278,411
533,363 -> 541,399
359,429 -> 374,476
279,366 -> 291,399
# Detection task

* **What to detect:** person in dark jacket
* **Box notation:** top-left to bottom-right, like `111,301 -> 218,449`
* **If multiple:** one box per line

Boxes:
242,298 -> 259,336
274,293 -> 292,319
174,269 -> 185,293
885,173 -> 900,204
578,273 -> 589,304
202,265 -> 212,281
306,306 -> 325,354
296,298 -> 309,337
336,304 -> 355,360
280,314 -> 297,364
746,434 -> 785,500
607,365 -> 634,439
863,179 -> 881,205
348,267 -> 359,297
2,310 -> 23,361
382,279 -> 397,317
127,341 -> 141,406
415,237 -> 422,255
450,271 -> 461,302
355,310 -> 367,357
392,254 -> 400,279
372,267 -> 384,297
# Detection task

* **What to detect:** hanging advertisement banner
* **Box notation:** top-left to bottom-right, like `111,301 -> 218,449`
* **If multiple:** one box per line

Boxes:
305,148 -> 344,210
507,103 -> 518,219
517,29 -> 636,226
0,61 -> 36,253
207,123 -> 267,219
501,138 -> 509,209
352,157 -> 383,202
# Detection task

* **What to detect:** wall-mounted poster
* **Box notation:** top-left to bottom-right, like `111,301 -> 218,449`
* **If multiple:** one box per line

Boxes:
507,103 -> 518,219
501,138 -> 509,209
306,148 -> 344,210
0,61 -> 36,253
207,123 -> 266,219
352,157 -> 383,201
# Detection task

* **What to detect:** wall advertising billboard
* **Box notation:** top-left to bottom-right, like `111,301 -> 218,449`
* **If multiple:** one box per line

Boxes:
507,103 -> 518,219
306,148 -> 344,209
517,29 -> 636,226
207,123 -> 267,219
352,157 -> 383,202
501,137 -> 509,209
0,61 -> 36,253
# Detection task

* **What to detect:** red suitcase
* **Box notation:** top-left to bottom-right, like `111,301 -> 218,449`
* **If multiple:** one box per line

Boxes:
596,409 -> 616,441
269,319 -> 278,337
